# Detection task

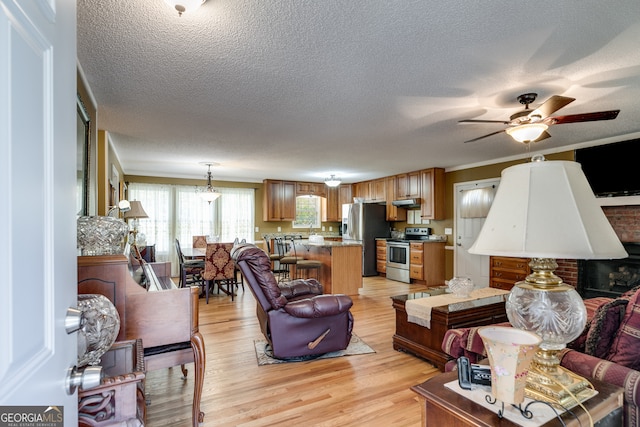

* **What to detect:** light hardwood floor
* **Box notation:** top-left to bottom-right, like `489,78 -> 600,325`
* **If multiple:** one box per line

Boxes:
144,275 -> 440,426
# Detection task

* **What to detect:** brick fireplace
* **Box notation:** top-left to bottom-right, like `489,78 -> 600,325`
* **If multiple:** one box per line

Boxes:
568,206 -> 640,298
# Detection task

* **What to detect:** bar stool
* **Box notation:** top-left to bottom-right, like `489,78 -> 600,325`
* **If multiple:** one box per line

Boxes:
287,237 -> 322,280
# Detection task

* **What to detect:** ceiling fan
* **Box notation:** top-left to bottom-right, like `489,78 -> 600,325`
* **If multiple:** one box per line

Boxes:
460,93 -> 620,143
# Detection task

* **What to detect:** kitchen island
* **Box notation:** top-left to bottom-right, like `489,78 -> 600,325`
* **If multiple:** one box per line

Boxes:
292,240 -> 362,295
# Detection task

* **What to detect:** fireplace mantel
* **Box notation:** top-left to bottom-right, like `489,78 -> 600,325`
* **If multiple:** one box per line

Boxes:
598,195 -> 640,207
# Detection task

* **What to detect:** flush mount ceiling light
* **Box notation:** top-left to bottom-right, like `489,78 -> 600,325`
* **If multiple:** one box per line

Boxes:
164,0 -> 206,16
324,175 -> 342,187
197,163 -> 221,204
505,123 -> 549,143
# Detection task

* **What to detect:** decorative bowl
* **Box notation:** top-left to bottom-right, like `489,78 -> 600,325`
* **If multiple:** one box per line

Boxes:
77,216 -> 129,255
448,276 -> 475,298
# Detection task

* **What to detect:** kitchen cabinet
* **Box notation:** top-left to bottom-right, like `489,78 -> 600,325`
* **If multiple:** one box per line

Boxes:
371,178 -> 386,203
385,176 -> 407,221
420,168 -> 445,220
408,242 -> 445,286
490,256 -> 530,290
409,242 -> 424,280
263,179 -> 296,221
339,184 -> 353,207
296,181 -> 327,198
396,171 -> 421,200
376,240 -> 387,273
322,185 -> 341,222
353,180 -> 371,201
407,210 -> 430,224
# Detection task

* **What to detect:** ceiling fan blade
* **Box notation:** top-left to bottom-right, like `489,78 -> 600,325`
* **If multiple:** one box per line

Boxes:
459,119 -> 510,124
463,129 -> 506,143
533,130 -> 551,142
530,95 -> 575,119
546,110 -> 620,125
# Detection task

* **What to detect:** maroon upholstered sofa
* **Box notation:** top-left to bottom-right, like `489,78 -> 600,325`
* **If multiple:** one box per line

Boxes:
231,243 -> 354,359
441,288 -> 640,427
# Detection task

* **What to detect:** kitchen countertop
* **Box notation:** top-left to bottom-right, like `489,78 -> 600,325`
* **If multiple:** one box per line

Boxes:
295,239 -> 361,247
376,237 -> 447,243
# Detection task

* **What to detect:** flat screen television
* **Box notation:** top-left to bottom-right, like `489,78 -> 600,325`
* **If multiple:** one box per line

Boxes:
575,138 -> 640,198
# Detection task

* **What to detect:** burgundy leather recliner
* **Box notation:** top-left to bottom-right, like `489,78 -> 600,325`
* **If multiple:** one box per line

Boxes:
231,243 -> 354,359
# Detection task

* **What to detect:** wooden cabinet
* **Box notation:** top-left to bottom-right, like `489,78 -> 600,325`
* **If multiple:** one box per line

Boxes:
296,181 -> 326,198
371,178 -> 386,203
353,180 -> 371,201
323,185 -> 341,222
409,242 -> 424,279
376,240 -> 387,273
263,179 -> 296,221
396,171 -> 421,199
79,340 -> 146,427
408,242 -> 445,286
420,168 -> 445,220
339,184 -> 352,207
385,176 -> 407,221
490,256 -> 530,290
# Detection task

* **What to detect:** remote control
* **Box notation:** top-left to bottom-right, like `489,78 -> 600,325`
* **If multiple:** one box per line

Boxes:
457,356 -> 472,390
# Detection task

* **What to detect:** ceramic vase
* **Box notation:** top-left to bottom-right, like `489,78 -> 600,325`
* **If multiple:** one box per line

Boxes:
477,326 -> 541,405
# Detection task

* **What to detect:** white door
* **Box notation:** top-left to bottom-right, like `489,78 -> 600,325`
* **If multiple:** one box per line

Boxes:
454,178 -> 500,287
0,1 -> 78,425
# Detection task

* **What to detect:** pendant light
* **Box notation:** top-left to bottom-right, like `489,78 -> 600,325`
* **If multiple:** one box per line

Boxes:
197,163 -> 221,204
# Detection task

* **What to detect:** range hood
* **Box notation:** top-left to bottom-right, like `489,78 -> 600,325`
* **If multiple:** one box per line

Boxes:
391,199 -> 421,208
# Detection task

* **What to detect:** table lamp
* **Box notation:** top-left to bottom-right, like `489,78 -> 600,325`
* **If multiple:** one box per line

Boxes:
123,200 -> 149,245
469,154 -> 627,406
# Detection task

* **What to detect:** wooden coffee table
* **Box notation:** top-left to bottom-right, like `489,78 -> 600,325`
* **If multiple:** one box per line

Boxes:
411,370 -> 623,426
391,289 -> 508,371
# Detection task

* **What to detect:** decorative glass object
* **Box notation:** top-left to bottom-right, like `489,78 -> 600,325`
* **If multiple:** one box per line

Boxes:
77,216 -> 129,255
448,276 -> 474,298
478,326 -> 541,405
77,294 -> 120,367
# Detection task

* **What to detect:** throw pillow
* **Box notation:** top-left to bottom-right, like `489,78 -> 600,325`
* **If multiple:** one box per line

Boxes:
567,296 -> 614,352
584,298 -> 628,358
606,289 -> 640,369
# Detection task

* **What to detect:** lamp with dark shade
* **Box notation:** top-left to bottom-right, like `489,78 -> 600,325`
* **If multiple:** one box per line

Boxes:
469,154 -> 627,406
123,200 -> 148,245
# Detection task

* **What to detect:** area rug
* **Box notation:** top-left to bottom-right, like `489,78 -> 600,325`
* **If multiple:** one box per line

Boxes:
254,334 -> 375,366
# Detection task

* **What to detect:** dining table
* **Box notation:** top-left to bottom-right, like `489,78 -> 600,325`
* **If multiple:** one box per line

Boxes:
182,247 -> 206,259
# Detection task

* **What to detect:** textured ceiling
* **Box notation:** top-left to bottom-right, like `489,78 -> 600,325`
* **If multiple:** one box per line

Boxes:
77,0 -> 640,184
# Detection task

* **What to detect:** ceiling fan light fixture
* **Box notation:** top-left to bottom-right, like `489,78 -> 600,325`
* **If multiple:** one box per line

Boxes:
164,0 -> 206,16
506,123 -> 548,143
325,175 -> 342,187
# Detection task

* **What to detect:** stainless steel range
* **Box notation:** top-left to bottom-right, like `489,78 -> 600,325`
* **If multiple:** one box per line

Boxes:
386,227 -> 432,283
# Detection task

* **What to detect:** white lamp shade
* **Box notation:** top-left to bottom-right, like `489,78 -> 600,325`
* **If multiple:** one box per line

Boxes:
468,158 -> 627,260
199,189 -> 221,202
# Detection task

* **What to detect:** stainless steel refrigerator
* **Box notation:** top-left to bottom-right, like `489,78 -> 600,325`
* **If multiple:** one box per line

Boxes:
342,203 -> 390,276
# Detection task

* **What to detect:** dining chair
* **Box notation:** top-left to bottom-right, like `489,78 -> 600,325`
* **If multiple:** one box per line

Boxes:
175,239 -> 205,289
201,243 -> 238,302
192,235 -> 208,249
232,238 -> 247,292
